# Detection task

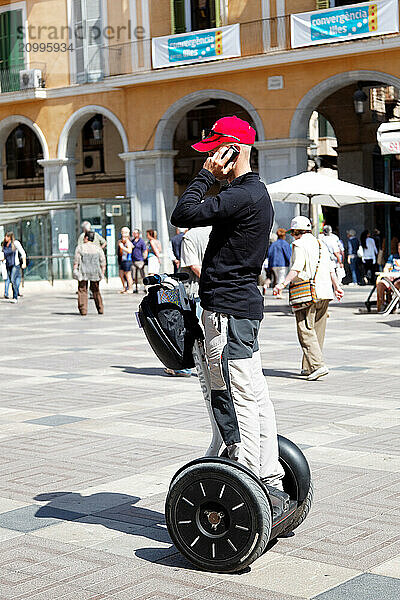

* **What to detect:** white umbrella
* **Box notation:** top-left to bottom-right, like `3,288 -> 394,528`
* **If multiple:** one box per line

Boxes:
267,171 -> 400,217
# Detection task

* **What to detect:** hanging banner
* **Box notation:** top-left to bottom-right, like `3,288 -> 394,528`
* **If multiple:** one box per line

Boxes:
152,24 -> 241,69
291,0 -> 399,49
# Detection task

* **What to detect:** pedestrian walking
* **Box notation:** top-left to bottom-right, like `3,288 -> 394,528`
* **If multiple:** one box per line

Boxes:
73,231 -> 106,315
267,228 -> 292,298
320,225 -> 344,283
168,227 -> 188,274
273,216 -> 344,381
131,229 -> 147,293
118,227 -> 134,293
146,229 -> 162,275
171,115 -> 285,490
346,229 -> 361,286
180,226 -> 211,295
77,221 -> 106,249
359,230 -> 378,285
1,232 -> 26,303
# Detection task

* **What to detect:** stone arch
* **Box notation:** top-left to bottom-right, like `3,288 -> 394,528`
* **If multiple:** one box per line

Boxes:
290,70 -> 400,140
0,115 -> 49,161
154,89 -> 265,150
57,104 -> 129,159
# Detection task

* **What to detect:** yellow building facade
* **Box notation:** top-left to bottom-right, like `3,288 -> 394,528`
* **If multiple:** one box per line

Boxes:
1,0 -> 400,264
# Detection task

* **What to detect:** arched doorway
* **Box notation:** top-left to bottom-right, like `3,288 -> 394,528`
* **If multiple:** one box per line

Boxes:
0,115 -> 48,203
173,98 -> 259,199
290,71 -> 400,247
130,90 -> 265,269
57,105 -> 130,276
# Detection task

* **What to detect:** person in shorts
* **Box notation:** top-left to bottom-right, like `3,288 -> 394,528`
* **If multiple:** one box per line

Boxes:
131,229 -> 147,293
118,227 -> 134,293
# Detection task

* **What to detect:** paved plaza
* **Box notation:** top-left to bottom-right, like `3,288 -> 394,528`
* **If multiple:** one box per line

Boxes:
0,284 -> 399,600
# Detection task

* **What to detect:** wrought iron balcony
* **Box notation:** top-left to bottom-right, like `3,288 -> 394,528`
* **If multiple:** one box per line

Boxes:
0,62 -> 47,93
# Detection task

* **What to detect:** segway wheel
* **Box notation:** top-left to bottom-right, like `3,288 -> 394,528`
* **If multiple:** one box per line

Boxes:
166,461 -> 272,573
277,436 -> 313,537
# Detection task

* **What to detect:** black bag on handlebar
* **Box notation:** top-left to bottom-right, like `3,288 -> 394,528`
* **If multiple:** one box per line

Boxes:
138,282 -> 203,370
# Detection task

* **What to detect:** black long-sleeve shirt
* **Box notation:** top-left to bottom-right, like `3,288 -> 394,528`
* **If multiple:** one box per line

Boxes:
171,168 -> 274,320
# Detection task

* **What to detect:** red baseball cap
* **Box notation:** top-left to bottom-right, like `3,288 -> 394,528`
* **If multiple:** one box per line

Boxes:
192,116 -> 256,152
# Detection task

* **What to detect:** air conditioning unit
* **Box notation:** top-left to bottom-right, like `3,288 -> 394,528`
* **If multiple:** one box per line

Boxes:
19,69 -> 42,90
111,205 -> 122,216
83,150 -> 102,173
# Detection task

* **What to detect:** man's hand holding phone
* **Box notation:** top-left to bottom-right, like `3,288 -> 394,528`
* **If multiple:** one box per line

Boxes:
203,145 -> 240,180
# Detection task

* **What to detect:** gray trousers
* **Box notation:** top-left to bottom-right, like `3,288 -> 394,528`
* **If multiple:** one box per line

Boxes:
295,300 -> 330,372
202,310 -> 285,488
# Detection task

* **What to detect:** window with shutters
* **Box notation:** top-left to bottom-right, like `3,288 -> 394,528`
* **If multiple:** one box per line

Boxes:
72,0 -> 103,84
0,9 -> 24,92
172,1 -> 221,34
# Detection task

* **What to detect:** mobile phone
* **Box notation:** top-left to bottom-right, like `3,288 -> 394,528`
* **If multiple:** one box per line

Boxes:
221,145 -> 240,164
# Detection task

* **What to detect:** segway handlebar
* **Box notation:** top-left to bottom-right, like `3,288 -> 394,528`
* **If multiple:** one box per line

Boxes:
143,272 -> 189,286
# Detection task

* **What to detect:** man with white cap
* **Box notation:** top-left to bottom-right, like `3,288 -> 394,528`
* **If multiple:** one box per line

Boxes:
171,115 -> 285,491
273,216 -> 344,381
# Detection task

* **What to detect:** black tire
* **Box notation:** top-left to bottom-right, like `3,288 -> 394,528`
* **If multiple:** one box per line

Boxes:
277,435 -> 313,536
165,461 -> 272,573
283,480 -> 313,534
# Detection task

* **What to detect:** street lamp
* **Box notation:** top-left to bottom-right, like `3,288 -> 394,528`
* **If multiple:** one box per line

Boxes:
91,117 -> 103,141
353,87 -> 368,115
308,143 -> 321,171
14,127 -> 25,149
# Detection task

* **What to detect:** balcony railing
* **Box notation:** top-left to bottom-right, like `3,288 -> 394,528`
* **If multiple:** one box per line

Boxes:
104,16 -> 291,78
0,62 -> 46,93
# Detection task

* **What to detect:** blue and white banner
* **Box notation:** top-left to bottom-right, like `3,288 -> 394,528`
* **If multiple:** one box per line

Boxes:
291,0 -> 399,49
152,24 -> 241,69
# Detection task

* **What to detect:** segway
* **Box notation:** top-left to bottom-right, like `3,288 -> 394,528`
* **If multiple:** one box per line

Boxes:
138,273 -> 313,573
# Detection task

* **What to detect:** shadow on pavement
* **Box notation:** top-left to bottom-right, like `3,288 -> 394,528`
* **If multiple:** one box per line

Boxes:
111,365 -> 167,376
32,491 -> 211,570
262,368 -> 303,379
382,319 -> 400,327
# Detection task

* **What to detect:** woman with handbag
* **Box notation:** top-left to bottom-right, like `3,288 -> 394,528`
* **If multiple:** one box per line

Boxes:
273,216 -> 343,381
1,232 -> 26,303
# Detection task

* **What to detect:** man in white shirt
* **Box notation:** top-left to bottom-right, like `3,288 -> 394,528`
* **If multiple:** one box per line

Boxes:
164,226 -> 211,378
179,226 -> 212,296
320,224 -> 344,283
273,216 -> 343,381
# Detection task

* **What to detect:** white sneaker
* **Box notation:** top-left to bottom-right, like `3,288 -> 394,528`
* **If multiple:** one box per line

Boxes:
307,366 -> 329,381
348,282 -> 357,287
9,298 -> 18,304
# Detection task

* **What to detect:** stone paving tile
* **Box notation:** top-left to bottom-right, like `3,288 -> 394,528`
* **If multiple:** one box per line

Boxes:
187,581 -> 303,600
25,415 -> 88,427
0,504 -> 85,532
311,573 -> 400,600
370,555 -> 400,579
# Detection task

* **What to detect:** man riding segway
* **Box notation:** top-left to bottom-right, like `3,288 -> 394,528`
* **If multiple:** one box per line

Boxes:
139,116 -> 313,572
171,116 -> 285,492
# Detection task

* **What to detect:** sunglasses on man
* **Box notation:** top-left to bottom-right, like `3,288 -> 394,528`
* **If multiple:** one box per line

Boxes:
201,128 -> 241,141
